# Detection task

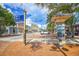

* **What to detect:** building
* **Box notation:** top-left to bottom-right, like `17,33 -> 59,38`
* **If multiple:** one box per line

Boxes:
4,22 -> 24,35
5,26 -> 18,35
31,24 -> 40,32
16,22 -> 24,33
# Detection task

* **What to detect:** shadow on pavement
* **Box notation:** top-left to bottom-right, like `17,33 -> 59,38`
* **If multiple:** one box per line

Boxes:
50,44 -> 69,56
50,46 -> 59,52
30,42 -> 42,51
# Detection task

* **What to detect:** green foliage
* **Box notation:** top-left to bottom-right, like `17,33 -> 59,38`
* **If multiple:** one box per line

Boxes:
36,3 -> 79,22
0,5 -> 16,35
65,16 -> 74,25
47,22 -> 54,31
47,11 -> 53,22
36,3 -> 79,37
74,8 -> 79,12
59,4 -> 73,13
47,4 -> 79,22
0,5 -> 16,26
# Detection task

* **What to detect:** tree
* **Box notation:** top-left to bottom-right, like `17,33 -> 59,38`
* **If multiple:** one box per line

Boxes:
36,3 -> 79,34
0,5 -> 16,35
36,3 -> 79,20
47,22 -> 54,32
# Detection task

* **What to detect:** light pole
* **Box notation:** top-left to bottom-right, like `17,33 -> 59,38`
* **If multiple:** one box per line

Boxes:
20,4 -> 27,45
23,9 -> 27,45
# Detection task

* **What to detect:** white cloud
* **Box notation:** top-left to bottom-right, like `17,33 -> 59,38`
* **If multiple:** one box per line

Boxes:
3,3 -> 48,26
37,24 -> 42,28
36,24 -> 47,29
26,18 -> 32,26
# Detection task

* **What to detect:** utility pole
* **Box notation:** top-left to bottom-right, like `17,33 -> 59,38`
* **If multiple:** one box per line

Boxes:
20,3 -> 27,45
23,10 -> 27,45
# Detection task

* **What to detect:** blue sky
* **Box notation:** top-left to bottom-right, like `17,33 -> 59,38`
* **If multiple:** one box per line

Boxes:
3,3 -> 48,28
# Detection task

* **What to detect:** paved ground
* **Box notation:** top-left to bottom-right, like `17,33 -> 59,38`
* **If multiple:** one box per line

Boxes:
0,35 -> 79,45
0,32 -> 79,56
0,41 -> 79,56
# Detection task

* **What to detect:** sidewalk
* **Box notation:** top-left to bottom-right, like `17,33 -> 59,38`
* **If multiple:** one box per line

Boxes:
0,34 -> 22,37
74,36 -> 79,39
0,41 -> 79,56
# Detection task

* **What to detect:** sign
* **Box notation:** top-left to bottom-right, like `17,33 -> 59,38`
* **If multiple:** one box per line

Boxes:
56,24 -> 65,39
56,24 -> 65,33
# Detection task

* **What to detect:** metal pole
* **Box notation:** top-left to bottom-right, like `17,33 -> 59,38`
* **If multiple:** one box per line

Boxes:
23,10 -> 27,45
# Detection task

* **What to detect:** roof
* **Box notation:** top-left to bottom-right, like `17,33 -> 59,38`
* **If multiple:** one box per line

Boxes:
51,16 -> 71,23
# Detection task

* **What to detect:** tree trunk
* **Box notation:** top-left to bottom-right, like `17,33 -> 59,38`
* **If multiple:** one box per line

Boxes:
0,25 -> 6,36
